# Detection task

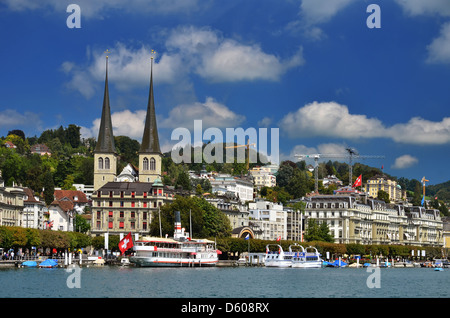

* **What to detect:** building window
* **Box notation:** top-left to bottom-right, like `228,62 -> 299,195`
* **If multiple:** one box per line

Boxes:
131,212 -> 135,218
150,157 -> 156,171
109,211 -> 113,218
143,157 -> 149,170
97,211 -> 101,219
143,202 -> 147,208
120,211 -> 124,218
98,157 -> 103,169
131,202 -> 135,208
108,221 -> 113,229
143,222 -> 147,230
143,212 -> 147,220
105,157 -> 110,170
120,191 -> 124,198
131,192 -> 135,198
119,222 -> 124,229
131,222 -> 135,230
96,220 -> 101,229
143,192 -> 147,198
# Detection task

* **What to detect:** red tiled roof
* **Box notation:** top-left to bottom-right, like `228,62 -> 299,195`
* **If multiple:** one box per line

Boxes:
54,190 -> 88,203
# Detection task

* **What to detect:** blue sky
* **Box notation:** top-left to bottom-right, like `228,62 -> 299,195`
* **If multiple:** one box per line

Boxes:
0,0 -> 449,185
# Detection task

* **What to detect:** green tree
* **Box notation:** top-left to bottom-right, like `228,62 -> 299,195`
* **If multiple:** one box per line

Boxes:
318,221 -> 334,243
42,171 -> 55,206
150,196 -> 231,238
74,214 -> 91,234
377,190 -> 390,203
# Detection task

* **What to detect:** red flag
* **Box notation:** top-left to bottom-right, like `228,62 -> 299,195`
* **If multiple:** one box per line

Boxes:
352,175 -> 362,188
119,232 -> 134,255
276,236 -> 281,242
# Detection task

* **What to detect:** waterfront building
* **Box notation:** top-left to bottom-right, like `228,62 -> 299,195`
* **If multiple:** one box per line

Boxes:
248,199 -> 286,241
47,190 -> 89,231
0,187 -> 24,227
22,188 -> 46,229
206,195 -> 249,230
303,194 -> 443,247
364,174 -> 405,202
210,174 -> 254,203
91,55 -> 171,237
91,179 -> 178,236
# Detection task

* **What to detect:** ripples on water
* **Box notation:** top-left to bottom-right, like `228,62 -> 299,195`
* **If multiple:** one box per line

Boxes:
0,266 -> 449,298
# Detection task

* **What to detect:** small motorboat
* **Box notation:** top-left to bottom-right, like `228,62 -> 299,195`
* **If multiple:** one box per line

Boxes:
39,259 -> 58,268
21,261 -> 37,267
434,267 -> 444,271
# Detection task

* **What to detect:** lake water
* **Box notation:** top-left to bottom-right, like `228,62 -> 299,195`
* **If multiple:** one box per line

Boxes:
0,266 -> 447,314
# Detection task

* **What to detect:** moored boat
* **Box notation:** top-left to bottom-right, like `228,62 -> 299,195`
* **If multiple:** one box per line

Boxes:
291,245 -> 323,268
264,244 -> 292,267
129,211 -> 218,267
38,259 -> 58,268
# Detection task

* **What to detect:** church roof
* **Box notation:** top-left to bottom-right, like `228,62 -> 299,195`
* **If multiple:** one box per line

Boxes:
95,56 -> 116,154
139,58 -> 161,154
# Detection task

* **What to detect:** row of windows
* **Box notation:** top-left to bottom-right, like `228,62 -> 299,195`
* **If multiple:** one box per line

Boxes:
98,157 -> 111,170
142,157 -> 156,171
98,157 -> 157,170
96,201 -> 162,208
98,189 -> 163,198
96,211 -> 149,219
95,220 -> 148,230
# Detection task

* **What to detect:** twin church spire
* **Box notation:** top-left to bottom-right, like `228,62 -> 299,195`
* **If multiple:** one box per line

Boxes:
94,50 -> 161,190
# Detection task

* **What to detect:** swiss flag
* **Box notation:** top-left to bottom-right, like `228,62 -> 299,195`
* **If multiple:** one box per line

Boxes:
119,232 -> 134,255
352,175 -> 362,188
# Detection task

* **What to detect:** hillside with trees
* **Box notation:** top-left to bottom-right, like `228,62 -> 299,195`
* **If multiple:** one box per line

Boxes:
1,125 -> 449,216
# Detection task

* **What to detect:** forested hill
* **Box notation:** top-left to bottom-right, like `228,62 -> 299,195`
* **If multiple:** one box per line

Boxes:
1,126 -> 449,207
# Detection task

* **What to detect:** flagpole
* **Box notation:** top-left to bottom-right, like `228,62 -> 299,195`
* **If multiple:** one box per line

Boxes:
190,209 -> 192,239
159,207 -> 162,238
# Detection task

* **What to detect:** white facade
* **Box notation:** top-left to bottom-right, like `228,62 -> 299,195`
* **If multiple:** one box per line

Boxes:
248,199 -> 286,241
23,189 -> 46,229
210,174 -> 253,203
48,205 -> 73,231
250,166 -> 276,189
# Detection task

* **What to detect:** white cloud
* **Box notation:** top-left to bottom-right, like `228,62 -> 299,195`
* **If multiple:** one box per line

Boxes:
63,26 -> 304,97
166,26 -> 304,82
394,0 -> 450,17
0,109 -> 43,135
62,43 -> 182,98
389,117 -> 450,144
197,40 -> 304,82
160,97 -> 245,130
300,0 -> 357,25
279,101 -> 450,145
81,109 -> 146,140
279,101 -> 386,139
284,0 -> 356,40
426,22 -> 450,64
392,155 -> 419,169
258,117 -> 273,127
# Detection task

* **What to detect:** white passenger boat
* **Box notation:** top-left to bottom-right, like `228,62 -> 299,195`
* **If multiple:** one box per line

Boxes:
129,211 -> 218,267
291,245 -> 323,268
264,244 -> 292,267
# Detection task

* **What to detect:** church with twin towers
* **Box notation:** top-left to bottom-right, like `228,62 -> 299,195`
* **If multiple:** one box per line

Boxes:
91,52 -> 175,236
93,52 -> 162,190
